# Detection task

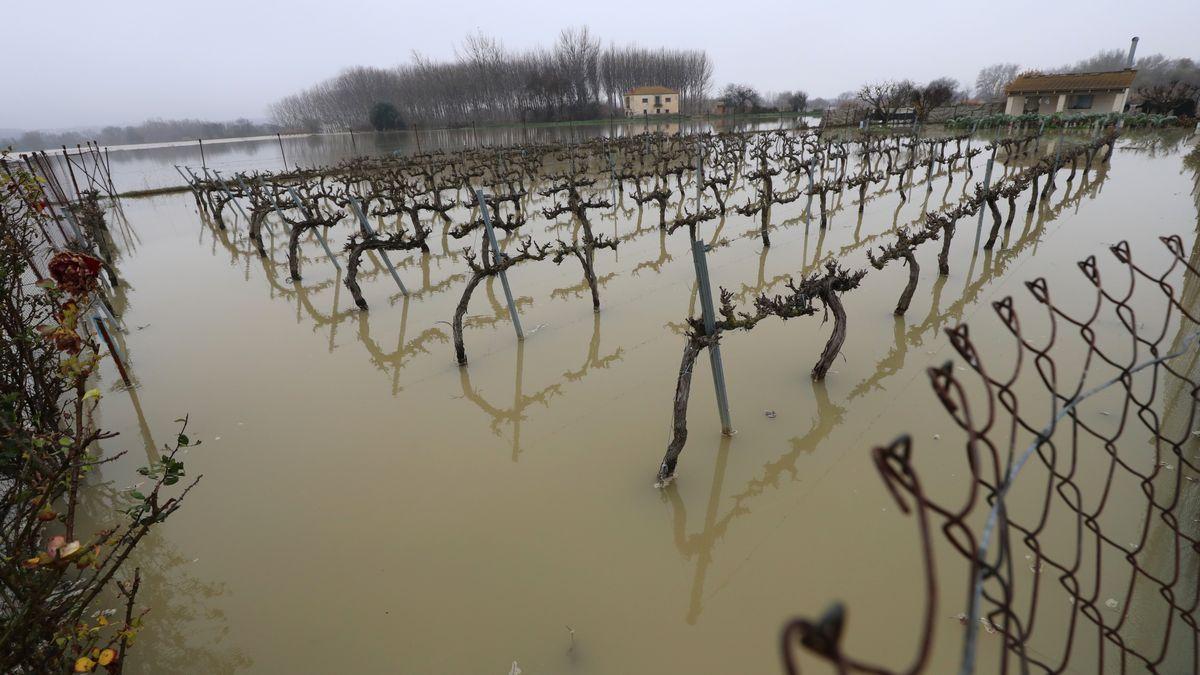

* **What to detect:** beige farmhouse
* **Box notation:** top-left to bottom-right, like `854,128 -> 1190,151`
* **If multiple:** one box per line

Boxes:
1003,70 -> 1136,115
624,86 -> 679,117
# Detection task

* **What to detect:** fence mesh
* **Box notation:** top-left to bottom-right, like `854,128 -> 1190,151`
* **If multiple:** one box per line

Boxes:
784,235 -> 1200,674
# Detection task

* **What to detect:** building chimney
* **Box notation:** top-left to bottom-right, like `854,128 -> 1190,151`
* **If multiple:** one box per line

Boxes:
1126,36 -> 1139,69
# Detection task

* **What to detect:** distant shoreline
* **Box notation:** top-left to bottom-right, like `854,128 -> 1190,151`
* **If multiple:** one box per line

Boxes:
11,111 -> 822,156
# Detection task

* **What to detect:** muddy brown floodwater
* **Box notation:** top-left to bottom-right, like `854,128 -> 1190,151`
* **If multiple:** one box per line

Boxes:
82,130 -> 1199,673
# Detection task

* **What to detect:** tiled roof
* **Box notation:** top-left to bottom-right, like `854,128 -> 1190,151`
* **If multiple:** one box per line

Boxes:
628,86 -> 678,95
1005,70 -> 1137,95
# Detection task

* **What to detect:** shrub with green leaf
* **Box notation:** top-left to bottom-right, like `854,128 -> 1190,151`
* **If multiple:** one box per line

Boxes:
1,153 -> 201,673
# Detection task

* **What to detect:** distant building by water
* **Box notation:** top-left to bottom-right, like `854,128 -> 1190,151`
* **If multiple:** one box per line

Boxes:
624,86 -> 680,117
1003,69 -> 1137,115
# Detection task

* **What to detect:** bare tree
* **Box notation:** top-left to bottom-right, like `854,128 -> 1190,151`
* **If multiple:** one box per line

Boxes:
807,97 -> 834,111
775,90 -> 809,112
1056,49 -> 1128,74
270,29 -> 714,129
1138,80 -> 1199,116
857,80 -> 913,119
974,63 -> 1020,102
910,77 -> 961,120
720,83 -> 761,112
1126,54 -> 1200,90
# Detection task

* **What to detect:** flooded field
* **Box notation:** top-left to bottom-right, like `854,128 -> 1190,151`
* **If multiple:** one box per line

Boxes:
83,129 -> 1199,673
62,118 -> 805,195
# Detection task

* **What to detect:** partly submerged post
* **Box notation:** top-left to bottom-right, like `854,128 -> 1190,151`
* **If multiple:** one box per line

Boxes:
182,165 -> 206,190
234,174 -> 273,235
92,293 -> 122,328
694,141 -> 704,233
475,188 -> 524,341
286,187 -> 341,272
1048,128 -> 1065,197
211,169 -> 251,222
256,178 -> 293,241
348,197 -> 408,296
59,208 -> 86,243
276,133 -> 288,168
973,147 -> 996,248
690,239 -> 733,435
173,164 -> 201,198
805,170 -> 814,222
93,315 -> 132,387
607,150 -> 618,202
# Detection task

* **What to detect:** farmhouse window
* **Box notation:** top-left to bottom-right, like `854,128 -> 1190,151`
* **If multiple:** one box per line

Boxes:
642,97 -> 648,102
1067,94 -> 1094,110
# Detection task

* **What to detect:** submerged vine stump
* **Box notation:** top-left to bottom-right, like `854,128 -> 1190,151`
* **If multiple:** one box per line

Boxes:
452,237 -> 551,365
656,262 -> 866,485
343,224 -> 431,310
868,226 -> 939,315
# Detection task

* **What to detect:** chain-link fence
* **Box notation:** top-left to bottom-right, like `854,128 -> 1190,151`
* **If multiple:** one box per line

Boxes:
784,235 -> 1200,674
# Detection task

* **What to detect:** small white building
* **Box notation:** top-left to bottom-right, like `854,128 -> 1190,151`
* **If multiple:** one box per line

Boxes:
1004,70 -> 1137,115
624,86 -> 680,117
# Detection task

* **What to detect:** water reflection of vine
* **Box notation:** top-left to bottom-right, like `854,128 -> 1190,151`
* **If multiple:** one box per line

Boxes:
551,271 -> 617,303
666,380 -> 845,624
191,132 -> 1114,410
659,154 -> 1114,624
201,216 -> 456,392
355,300 -> 449,395
715,165 -> 981,306
902,162 -> 1110,350
455,314 -> 622,460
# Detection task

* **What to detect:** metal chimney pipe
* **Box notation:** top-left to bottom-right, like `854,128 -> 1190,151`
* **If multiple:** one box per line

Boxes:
1126,37 -> 1139,68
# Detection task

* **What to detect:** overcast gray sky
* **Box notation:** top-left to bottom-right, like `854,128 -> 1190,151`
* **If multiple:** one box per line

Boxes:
4,0 -> 1196,130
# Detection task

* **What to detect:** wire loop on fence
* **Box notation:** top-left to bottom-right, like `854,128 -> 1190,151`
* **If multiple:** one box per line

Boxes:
785,234 -> 1200,674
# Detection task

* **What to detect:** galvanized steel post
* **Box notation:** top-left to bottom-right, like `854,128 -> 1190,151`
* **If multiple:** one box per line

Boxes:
286,187 -> 341,272
348,197 -> 408,296
690,239 -> 733,435
234,175 -> 273,235
475,188 -> 523,341
211,169 -> 251,222
974,147 -> 996,248
694,142 -> 704,237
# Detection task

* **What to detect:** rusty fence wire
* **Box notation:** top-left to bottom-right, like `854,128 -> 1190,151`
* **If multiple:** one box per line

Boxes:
784,235 -> 1200,674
